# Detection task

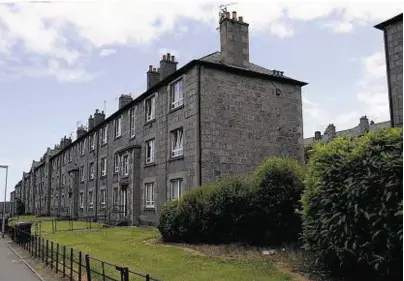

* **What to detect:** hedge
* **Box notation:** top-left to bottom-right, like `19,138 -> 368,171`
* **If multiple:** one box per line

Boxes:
302,128 -> 403,279
158,157 -> 305,246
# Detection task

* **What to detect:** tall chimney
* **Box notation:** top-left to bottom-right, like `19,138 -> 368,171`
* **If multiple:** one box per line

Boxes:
94,109 -> 106,127
119,94 -> 133,109
160,53 -> 178,81
76,126 -> 87,139
88,115 -> 95,130
147,65 -> 160,89
359,115 -> 370,135
219,11 -> 249,68
314,131 -> 322,140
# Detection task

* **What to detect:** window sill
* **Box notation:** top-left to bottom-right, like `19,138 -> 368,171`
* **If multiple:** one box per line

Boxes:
122,175 -> 129,179
101,142 -> 108,147
168,155 -> 184,162
114,135 -> 122,140
129,135 -> 136,140
80,181 -> 85,184
144,162 -> 156,168
144,119 -> 156,127
169,104 -> 184,114
144,207 -> 156,212
100,175 -> 107,178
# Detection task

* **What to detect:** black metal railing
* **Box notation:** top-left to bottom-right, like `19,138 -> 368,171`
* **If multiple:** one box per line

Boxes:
10,227 -> 162,281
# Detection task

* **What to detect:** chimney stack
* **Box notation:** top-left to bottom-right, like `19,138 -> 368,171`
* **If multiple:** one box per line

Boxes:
76,125 -> 87,139
323,124 -> 336,141
359,115 -> 370,135
119,94 -> 133,109
219,11 -> 249,68
147,65 -> 160,89
94,109 -> 106,127
314,131 -> 322,140
64,136 -> 72,146
160,52 -> 178,81
88,115 -> 95,130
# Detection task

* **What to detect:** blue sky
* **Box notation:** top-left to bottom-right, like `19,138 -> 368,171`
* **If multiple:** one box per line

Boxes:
0,0 -> 402,200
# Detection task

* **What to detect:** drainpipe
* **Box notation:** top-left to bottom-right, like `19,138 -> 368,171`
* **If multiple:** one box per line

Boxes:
197,65 -> 202,187
95,132 -> 100,222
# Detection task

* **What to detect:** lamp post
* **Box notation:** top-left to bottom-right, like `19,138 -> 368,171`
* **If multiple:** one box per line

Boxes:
0,165 -> 9,238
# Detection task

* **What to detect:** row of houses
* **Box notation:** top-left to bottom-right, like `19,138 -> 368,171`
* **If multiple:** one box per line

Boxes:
10,11 -> 307,225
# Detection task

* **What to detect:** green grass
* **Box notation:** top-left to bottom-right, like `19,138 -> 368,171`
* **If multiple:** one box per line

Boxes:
44,227 -> 297,281
9,216 -> 103,234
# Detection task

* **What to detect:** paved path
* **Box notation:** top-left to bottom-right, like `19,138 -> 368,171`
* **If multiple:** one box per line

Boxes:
0,238 -> 41,281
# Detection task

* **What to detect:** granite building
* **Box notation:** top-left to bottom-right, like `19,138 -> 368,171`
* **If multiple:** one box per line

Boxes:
11,11 -> 307,225
375,13 -> 403,128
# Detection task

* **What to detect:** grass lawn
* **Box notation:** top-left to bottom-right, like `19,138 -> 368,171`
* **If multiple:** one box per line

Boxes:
9,216 -> 103,234
44,227 -> 299,281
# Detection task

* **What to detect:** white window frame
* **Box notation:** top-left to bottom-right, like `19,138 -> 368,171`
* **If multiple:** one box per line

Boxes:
89,163 -> 95,180
171,128 -> 183,157
90,133 -> 96,151
61,194 -> 65,207
145,139 -> 155,164
101,158 -> 107,177
130,107 -> 136,138
89,191 -> 94,209
170,79 -> 184,109
102,125 -> 108,144
79,192 -> 84,208
114,154 -> 121,173
145,95 -> 156,122
145,183 -> 155,209
170,179 -> 183,201
123,154 -> 129,176
80,166 -> 85,182
100,189 -> 106,209
114,116 -> 122,138
113,188 -> 118,205
81,139 -> 86,156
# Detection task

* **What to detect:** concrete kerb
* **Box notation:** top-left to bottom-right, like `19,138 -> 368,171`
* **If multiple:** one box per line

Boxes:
6,239 -> 47,281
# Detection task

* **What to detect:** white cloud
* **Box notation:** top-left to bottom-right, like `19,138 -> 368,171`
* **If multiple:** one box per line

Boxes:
355,51 -> 389,122
99,48 -> 116,57
0,0 -> 402,82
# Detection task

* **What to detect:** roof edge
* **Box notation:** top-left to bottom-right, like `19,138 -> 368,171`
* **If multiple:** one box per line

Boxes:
374,13 -> 403,30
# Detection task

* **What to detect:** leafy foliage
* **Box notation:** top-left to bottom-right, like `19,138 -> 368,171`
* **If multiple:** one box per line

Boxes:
158,157 -> 305,246
15,197 -> 25,216
302,128 -> 403,279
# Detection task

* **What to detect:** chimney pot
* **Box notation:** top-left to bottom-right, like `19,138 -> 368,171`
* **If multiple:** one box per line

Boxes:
95,109 -> 99,114
171,55 -> 175,62
163,54 -> 166,61
238,16 -> 243,22
148,65 -> 153,72
153,67 -> 157,72
157,67 -> 160,72
167,53 -> 171,60
226,11 -> 230,18
232,11 -> 237,20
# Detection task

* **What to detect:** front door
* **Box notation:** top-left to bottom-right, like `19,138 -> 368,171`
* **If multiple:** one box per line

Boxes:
121,188 -> 128,217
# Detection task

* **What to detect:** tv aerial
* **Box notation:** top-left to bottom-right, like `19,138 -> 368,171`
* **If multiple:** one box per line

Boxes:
218,2 -> 238,29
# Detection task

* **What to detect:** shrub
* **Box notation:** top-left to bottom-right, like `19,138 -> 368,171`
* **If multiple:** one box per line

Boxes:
302,128 -> 403,279
158,157 -> 305,246
246,157 -> 305,245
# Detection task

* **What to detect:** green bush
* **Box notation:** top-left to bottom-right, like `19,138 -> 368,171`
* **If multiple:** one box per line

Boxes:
302,128 -> 403,279
158,157 -> 305,246
246,157 -> 305,245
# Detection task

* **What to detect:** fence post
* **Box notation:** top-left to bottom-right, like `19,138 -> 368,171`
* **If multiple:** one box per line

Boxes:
63,245 -> 66,277
123,267 -> 129,281
42,237 -> 45,262
85,254 -> 92,281
70,248 -> 73,281
38,236 -> 41,259
145,274 -> 150,281
50,242 -> 54,270
56,243 -> 59,273
78,251 -> 82,281
45,240 -> 49,266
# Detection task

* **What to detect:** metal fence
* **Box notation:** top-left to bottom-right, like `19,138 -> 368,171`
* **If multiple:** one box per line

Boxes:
11,227 -> 162,281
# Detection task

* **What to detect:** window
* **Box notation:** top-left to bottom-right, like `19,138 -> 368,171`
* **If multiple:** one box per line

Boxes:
170,179 -> 183,200
114,116 -> 122,138
81,139 -> 86,156
101,157 -> 107,177
102,125 -> 108,144
89,163 -> 95,180
101,189 -> 106,209
114,154 -> 121,173
145,139 -> 155,164
89,191 -> 94,209
170,79 -> 184,109
89,133 -> 96,151
145,183 -> 155,208
61,174 -> 65,187
80,166 -> 85,182
113,188 -> 118,205
129,107 -> 136,137
61,194 -> 65,207
145,95 -> 156,122
79,192 -> 84,208
69,149 -> 72,162
171,128 -> 183,157
63,153 -> 67,164
123,154 -> 129,176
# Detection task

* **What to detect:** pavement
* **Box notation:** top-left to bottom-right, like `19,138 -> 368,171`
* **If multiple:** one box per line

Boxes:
0,238 -> 42,281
